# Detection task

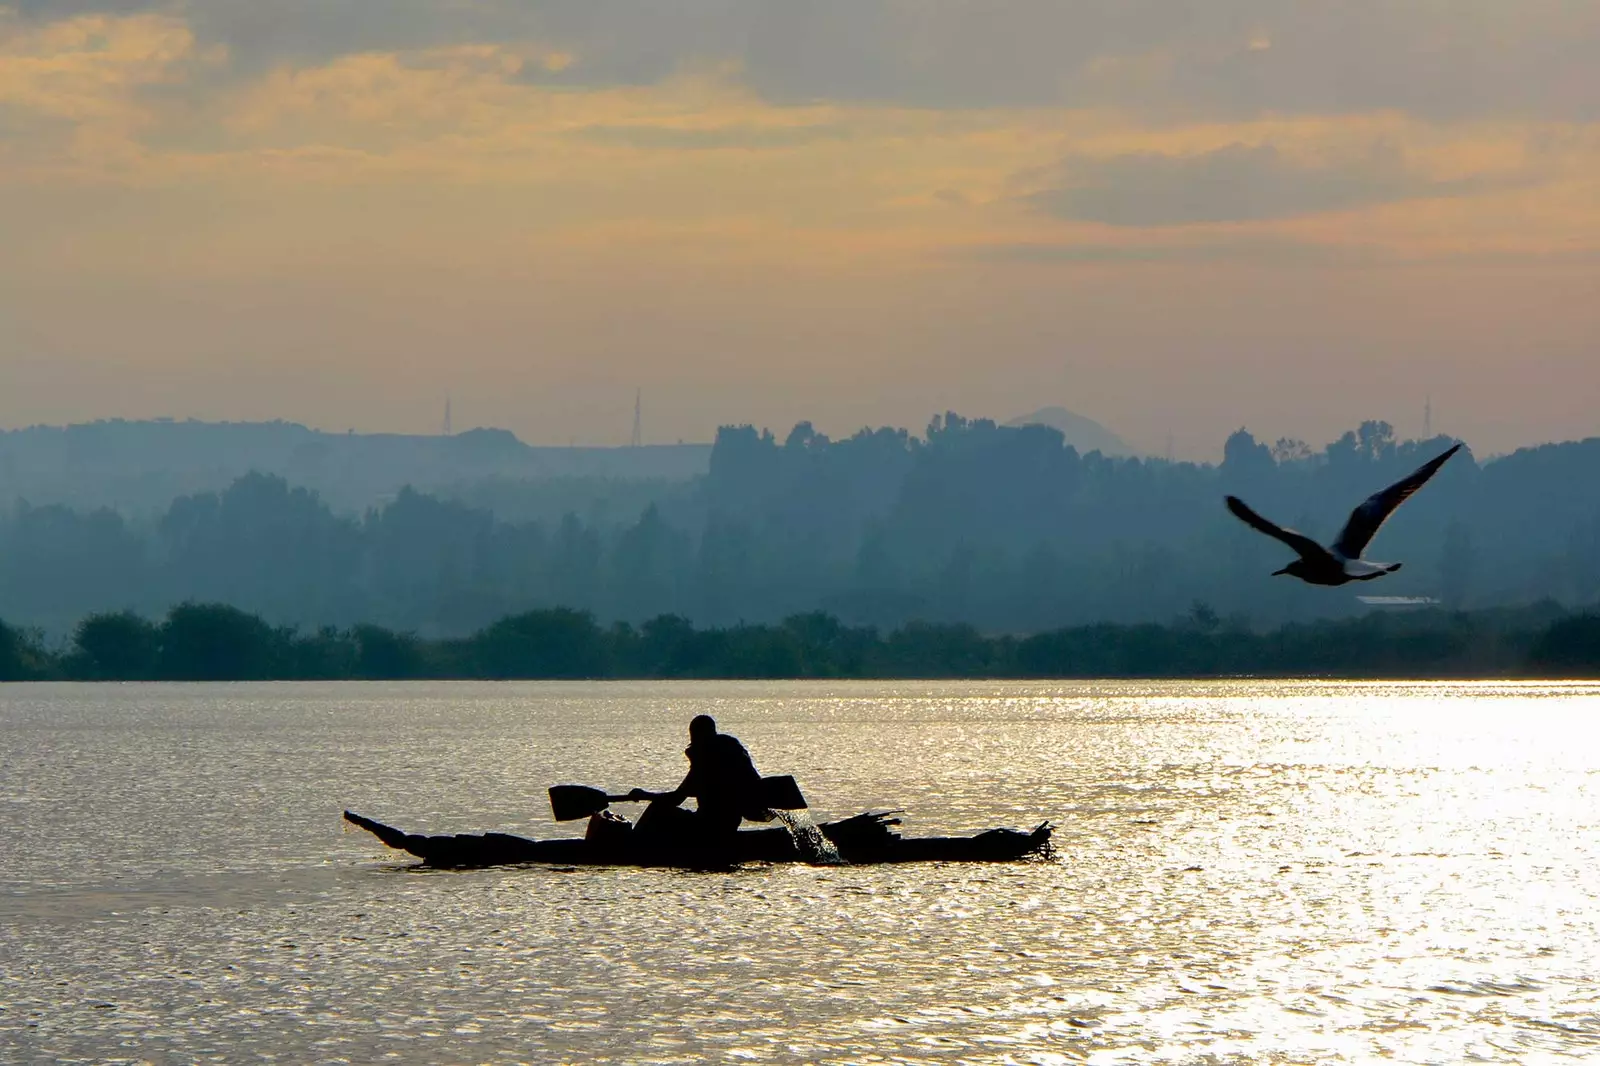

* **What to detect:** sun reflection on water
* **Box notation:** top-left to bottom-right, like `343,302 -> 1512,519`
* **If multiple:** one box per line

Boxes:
2,679 -> 1598,1063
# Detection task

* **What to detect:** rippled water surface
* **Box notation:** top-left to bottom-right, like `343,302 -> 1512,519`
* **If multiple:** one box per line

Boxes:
3,680 -> 1599,1064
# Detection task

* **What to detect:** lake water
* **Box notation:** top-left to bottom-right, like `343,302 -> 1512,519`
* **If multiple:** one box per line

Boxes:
2,680 -> 1599,1064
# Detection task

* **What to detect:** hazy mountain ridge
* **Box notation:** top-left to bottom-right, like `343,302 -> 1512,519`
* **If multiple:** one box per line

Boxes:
0,419 -> 711,514
1004,406 -> 1137,457
0,408 -> 1135,514
1,412 -> 1596,639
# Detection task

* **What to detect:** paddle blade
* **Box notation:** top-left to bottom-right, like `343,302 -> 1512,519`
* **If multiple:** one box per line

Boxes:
760,774 -> 807,811
549,784 -> 611,822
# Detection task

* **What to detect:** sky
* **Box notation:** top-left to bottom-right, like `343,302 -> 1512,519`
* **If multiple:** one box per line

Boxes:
2,2 -> 1598,459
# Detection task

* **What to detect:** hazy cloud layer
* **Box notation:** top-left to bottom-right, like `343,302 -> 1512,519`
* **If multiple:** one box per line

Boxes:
965,235 -> 1390,266
10,1 -> 1600,119
1030,143 -> 1492,226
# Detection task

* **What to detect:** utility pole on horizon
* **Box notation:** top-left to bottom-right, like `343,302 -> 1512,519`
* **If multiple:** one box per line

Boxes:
443,396 -> 453,436
630,389 -> 642,448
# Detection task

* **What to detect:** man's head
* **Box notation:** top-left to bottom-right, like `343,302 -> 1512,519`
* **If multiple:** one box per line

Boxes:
689,714 -> 717,743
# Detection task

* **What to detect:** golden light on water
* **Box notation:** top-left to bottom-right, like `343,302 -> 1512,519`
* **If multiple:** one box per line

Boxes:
3,679 -> 1598,1061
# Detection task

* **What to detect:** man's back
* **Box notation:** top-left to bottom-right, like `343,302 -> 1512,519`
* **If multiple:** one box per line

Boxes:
685,733 -> 762,818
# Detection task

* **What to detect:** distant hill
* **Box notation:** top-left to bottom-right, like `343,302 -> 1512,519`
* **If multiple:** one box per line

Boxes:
1005,407 -> 1137,457
0,419 -> 711,514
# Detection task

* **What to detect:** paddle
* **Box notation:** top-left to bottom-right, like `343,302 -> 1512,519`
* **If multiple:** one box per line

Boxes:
548,784 -> 633,822
548,774 -> 808,822
758,774 -> 807,812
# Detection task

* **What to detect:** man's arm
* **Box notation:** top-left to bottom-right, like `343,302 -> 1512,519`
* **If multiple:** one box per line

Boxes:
627,768 -> 694,805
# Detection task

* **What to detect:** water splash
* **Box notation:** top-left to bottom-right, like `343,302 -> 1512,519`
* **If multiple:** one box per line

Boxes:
773,809 -> 844,865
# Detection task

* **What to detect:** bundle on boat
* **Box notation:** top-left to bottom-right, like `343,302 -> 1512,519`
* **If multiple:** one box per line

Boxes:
343,809 -> 1054,868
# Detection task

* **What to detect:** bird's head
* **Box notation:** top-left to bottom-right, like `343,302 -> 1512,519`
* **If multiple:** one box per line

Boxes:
1272,560 -> 1307,579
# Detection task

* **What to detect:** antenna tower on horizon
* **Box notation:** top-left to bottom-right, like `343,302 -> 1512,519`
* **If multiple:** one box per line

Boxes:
443,396 -> 453,436
630,389 -> 642,448
1423,395 -> 1432,439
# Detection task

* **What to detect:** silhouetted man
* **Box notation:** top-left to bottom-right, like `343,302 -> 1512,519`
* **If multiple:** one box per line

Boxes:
629,714 -> 767,857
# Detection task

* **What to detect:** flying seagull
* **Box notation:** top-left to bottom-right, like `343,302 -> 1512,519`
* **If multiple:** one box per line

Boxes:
1225,443 -> 1463,586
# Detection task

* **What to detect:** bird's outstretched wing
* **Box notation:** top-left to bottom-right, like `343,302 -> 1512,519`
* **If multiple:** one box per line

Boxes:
1333,442 -> 1462,559
1225,496 -> 1330,562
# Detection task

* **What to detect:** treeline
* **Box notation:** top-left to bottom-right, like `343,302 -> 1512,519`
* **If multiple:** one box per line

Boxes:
3,413 -> 1600,637
3,602 -> 1598,682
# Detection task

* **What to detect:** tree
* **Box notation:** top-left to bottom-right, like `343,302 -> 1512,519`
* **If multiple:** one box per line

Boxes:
352,624 -> 423,679
158,603 -> 282,681
72,612 -> 159,679
547,513 -> 602,613
1271,438 -> 1313,465
1527,615 -> 1600,676
1221,429 -> 1274,498
0,619 -> 49,681
1357,420 -> 1396,461
1438,521 -> 1477,609
1187,601 -> 1221,633
470,608 -> 609,678
609,504 -> 691,622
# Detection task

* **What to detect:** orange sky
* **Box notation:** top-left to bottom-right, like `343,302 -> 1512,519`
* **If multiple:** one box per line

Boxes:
2,3 -> 1597,458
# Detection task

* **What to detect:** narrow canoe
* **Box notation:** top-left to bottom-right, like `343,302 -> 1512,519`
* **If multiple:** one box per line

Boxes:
343,809 -> 1053,868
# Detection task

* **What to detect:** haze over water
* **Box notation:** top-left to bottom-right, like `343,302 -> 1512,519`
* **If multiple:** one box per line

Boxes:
3,680 -> 1598,1063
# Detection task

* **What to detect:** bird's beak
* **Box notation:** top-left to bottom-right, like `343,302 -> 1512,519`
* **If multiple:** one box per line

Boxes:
1271,567 -> 1290,576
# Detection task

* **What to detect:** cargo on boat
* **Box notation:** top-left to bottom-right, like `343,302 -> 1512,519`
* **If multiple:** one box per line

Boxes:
343,809 -> 1054,868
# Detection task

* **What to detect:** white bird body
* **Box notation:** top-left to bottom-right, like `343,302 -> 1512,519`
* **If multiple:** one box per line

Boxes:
1336,557 -> 1398,580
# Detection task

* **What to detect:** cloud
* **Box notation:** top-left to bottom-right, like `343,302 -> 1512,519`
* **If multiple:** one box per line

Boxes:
961,235 -> 1600,267
961,234 -> 1389,266
8,1 -> 1600,121
3,5 -> 1597,278
0,10 -> 217,178
570,122 -> 850,151
1026,142 -> 1494,226
0,11 -> 197,119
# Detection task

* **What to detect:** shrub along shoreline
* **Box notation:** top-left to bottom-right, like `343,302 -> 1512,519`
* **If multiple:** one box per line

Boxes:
3,602 -> 1598,682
